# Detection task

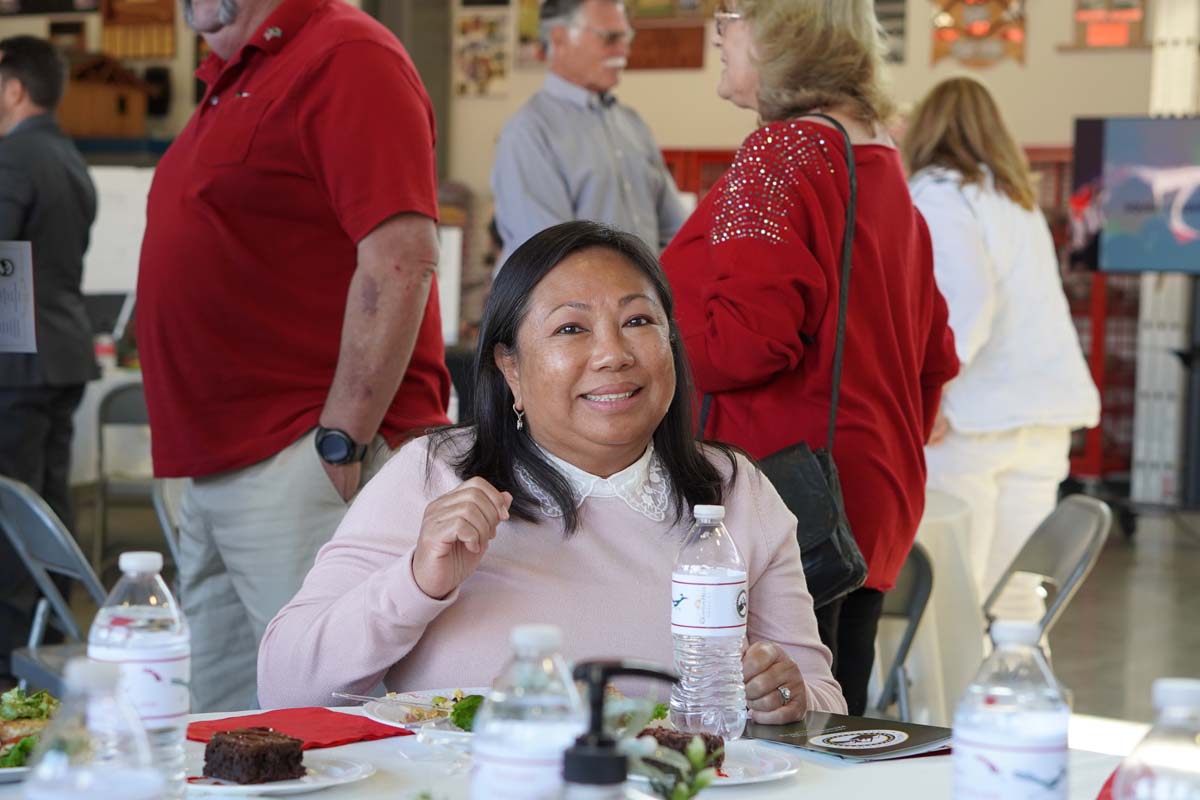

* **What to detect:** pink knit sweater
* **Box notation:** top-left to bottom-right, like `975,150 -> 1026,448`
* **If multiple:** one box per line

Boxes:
257,434 -> 846,714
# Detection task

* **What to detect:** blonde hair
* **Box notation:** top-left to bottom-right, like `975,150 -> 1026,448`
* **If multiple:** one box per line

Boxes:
902,76 -> 1037,210
740,0 -> 895,126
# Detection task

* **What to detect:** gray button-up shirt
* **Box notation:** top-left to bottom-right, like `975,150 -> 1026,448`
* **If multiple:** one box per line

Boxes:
491,72 -> 687,266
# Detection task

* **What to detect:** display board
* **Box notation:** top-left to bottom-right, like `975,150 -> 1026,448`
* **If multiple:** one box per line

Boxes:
1071,117 -> 1200,274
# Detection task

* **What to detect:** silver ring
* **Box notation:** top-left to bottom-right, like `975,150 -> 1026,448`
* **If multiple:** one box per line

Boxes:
777,685 -> 792,706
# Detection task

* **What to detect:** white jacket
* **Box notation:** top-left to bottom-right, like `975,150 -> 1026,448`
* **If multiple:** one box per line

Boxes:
910,166 -> 1100,433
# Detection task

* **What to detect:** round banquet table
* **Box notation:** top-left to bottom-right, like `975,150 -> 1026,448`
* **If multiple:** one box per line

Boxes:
0,709 -> 1137,799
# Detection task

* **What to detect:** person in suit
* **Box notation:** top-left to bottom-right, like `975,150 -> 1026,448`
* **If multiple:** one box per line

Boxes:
0,35 -> 99,679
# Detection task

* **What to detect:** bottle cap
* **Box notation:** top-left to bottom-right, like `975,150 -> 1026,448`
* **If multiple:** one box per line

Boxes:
119,551 -> 163,575
693,504 -> 725,521
990,620 -> 1041,646
65,657 -> 120,691
511,624 -> 562,655
1152,678 -> 1200,710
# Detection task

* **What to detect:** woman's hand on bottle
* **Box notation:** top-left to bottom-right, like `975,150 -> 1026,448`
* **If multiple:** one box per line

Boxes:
412,477 -> 512,600
742,641 -> 808,724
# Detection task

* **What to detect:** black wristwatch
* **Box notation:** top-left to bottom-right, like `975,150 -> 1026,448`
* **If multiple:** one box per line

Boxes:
314,426 -> 369,465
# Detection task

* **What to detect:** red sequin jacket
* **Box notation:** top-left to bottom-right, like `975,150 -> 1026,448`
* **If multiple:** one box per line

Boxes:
662,120 -> 959,591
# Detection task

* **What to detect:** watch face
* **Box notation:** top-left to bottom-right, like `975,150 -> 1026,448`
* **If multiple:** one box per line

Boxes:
319,431 -> 351,463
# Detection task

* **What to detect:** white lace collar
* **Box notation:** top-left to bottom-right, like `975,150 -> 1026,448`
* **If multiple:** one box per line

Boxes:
515,443 -> 671,522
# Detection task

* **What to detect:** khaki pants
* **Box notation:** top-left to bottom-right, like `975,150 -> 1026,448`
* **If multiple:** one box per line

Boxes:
178,429 -> 392,712
925,426 -> 1071,625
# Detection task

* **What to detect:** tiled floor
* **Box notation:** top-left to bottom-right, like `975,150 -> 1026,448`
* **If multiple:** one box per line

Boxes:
1050,509 -> 1200,722
7,492 -> 1200,724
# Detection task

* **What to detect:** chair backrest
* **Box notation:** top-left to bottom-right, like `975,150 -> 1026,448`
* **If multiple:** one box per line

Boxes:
0,476 -> 107,641
983,494 -> 1111,636
876,541 -> 933,712
96,381 -> 149,479
99,381 -> 149,427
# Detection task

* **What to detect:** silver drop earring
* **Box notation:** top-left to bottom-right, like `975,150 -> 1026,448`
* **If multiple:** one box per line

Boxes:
513,403 -> 525,431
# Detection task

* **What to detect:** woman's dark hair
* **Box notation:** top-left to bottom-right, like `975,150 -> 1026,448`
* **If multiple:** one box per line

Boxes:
431,220 -> 737,534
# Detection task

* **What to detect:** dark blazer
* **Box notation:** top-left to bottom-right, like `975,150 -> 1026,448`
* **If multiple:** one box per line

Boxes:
0,113 -> 99,387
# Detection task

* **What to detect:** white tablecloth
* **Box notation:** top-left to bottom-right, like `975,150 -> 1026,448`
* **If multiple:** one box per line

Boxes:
874,489 -> 983,727
0,708 -> 1132,799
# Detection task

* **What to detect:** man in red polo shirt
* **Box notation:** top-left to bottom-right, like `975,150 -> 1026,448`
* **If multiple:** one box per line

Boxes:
137,0 -> 450,711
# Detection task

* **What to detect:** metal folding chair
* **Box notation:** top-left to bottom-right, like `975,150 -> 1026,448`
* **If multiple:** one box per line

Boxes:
983,494 -> 1112,646
0,476 -> 107,695
93,381 -> 153,571
873,541 -> 933,721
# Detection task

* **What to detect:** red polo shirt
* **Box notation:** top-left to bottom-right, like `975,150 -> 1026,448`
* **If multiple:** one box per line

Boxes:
137,0 -> 451,477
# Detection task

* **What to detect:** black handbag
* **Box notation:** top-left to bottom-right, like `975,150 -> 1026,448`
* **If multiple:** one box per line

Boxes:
699,113 -> 868,609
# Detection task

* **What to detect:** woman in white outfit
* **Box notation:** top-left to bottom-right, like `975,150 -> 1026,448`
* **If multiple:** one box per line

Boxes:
904,77 -> 1100,623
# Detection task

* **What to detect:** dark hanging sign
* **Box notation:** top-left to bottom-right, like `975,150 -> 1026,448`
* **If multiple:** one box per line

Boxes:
0,0 -> 97,14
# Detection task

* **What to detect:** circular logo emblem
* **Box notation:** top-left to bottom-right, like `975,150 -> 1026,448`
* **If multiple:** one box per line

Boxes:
735,589 -> 748,619
811,729 -> 909,750
0,259 -> 14,278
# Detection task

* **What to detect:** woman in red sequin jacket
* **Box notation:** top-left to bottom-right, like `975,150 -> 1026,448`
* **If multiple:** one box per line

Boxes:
661,0 -> 959,715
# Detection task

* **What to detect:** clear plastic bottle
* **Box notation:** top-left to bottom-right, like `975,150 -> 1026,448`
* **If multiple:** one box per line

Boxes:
669,504 -> 748,740
953,619 -> 1070,800
22,657 -> 165,800
470,624 -> 586,800
1113,678 -> 1200,799
87,551 -> 190,800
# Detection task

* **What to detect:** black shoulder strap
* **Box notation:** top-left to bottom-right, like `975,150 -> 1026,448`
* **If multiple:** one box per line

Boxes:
698,114 -> 857,456
808,113 -> 857,455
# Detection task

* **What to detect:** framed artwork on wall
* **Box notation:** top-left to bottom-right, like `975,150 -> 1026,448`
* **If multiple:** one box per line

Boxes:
930,0 -> 1026,68
1061,0 -> 1149,50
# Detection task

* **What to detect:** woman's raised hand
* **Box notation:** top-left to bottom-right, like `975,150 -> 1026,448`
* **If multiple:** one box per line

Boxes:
412,477 -> 512,600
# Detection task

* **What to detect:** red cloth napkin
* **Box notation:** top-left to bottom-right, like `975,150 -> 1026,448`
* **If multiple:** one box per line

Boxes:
1096,767 -> 1117,800
187,707 -> 411,750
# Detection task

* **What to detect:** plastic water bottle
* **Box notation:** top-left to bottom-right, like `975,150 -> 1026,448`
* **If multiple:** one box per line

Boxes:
22,657 -> 165,800
470,624 -> 586,800
953,619 -> 1070,799
87,551 -> 190,800
669,504 -> 748,740
1113,678 -> 1200,799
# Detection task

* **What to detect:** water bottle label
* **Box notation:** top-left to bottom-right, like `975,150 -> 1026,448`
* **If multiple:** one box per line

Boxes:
953,728 -> 1068,799
671,572 -> 748,637
88,644 -> 190,723
470,742 -> 564,800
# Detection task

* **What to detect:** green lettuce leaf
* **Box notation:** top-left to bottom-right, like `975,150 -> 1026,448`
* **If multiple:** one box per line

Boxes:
0,688 -> 59,721
450,695 -> 484,732
0,736 -> 37,768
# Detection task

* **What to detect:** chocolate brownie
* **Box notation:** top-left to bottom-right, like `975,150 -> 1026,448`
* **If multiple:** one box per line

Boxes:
638,727 -> 725,769
202,727 -> 306,784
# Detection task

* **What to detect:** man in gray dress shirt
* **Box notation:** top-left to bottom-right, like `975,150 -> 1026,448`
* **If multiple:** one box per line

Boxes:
491,0 -> 686,265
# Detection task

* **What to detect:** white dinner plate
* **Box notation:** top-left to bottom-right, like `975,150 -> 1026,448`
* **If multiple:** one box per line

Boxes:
186,755 -> 374,796
0,766 -> 31,784
362,687 -> 488,732
631,739 -> 799,787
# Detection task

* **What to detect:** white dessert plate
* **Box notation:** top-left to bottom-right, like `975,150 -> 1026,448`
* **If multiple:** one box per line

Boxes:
186,755 -> 374,796
362,687 -> 488,732
631,739 -> 799,787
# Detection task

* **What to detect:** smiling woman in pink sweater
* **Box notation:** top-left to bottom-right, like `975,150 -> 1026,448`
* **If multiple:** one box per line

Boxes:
258,221 -> 846,718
